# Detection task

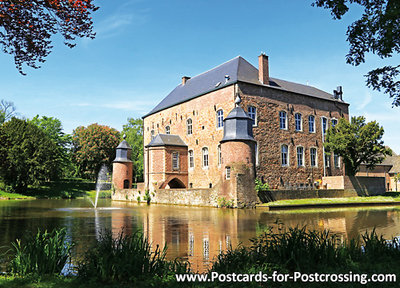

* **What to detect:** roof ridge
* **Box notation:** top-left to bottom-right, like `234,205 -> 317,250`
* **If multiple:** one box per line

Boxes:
185,56 -> 241,83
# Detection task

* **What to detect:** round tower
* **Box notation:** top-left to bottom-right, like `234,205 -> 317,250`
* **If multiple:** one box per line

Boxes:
219,95 -> 258,207
112,135 -> 133,189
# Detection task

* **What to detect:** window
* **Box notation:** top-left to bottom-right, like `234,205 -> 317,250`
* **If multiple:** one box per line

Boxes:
281,144 -> 289,166
188,150 -> 194,168
255,142 -> 259,166
279,111 -> 287,130
216,110 -> 224,129
325,153 -> 330,168
172,152 -> 179,170
295,113 -> 302,131
151,130 -> 155,140
217,144 -> 221,166
322,117 -> 328,135
334,153 -> 340,168
297,146 -> 304,167
202,147 -> 209,168
165,126 -> 170,134
308,115 -> 315,133
187,118 -> 193,135
331,119 -> 338,128
310,148 -> 317,167
226,167 -> 231,180
248,106 -> 257,126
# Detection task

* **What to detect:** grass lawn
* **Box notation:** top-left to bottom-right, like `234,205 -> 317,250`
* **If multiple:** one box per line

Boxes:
259,195 -> 400,207
0,191 -> 34,200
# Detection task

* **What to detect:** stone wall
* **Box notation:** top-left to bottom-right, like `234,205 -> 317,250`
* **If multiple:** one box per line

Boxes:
322,176 -> 386,195
258,189 -> 356,203
239,82 -> 349,189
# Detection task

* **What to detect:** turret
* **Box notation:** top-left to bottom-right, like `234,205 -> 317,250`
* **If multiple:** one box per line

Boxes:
112,135 -> 133,189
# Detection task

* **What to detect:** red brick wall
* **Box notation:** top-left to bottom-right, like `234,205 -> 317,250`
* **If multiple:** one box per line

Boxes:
112,162 -> 133,189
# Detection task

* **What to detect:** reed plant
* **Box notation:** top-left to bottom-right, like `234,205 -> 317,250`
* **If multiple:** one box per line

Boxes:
8,228 -> 73,277
77,230 -> 188,284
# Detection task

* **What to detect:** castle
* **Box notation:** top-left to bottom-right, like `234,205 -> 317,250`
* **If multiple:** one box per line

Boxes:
113,53 -> 350,207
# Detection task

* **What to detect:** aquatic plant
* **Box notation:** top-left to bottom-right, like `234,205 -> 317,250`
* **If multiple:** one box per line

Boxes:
9,228 -> 73,276
77,230 -> 188,284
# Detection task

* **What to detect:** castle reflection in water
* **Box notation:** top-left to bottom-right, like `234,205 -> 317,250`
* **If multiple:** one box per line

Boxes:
110,203 -> 400,272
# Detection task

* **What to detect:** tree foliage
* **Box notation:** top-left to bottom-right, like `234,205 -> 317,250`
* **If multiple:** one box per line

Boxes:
0,99 -> 17,124
0,0 -> 98,74
72,123 -> 120,180
0,118 -> 59,192
122,118 -> 143,183
29,115 -> 74,177
313,0 -> 400,106
324,116 -> 392,176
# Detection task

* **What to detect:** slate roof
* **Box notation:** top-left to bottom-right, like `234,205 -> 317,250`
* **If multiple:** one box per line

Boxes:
145,134 -> 187,147
144,56 -> 347,117
116,140 -> 132,150
382,153 -> 400,174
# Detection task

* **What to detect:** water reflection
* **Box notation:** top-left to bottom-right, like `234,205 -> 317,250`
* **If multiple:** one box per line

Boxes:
1,200 -> 400,272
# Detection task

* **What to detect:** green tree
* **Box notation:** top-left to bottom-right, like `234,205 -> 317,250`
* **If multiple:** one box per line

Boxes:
72,123 -> 120,180
0,118 -> 59,192
29,115 -> 75,178
0,99 -> 17,124
324,116 -> 392,176
0,0 -> 98,75
122,118 -> 144,183
313,0 -> 400,106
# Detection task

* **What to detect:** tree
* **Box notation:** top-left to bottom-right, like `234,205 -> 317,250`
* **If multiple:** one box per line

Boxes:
0,118 -> 59,192
29,115 -> 74,178
122,118 -> 143,183
0,99 -> 17,124
313,0 -> 400,106
72,123 -> 120,180
0,0 -> 98,75
324,116 -> 392,176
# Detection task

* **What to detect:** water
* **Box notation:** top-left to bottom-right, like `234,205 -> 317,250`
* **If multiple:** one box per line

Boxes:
88,165 -> 110,209
1,199 -> 400,272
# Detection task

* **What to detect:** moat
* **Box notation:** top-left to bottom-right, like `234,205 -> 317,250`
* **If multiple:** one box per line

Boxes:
1,199 -> 400,272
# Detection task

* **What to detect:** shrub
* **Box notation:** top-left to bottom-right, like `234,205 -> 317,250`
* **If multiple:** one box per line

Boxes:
137,196 -> 141,203
217,197 -> 234,208
143,189 -> 151,205
255,178 -> 269,193
77,230 -> 188,284
8,228 -> 73,276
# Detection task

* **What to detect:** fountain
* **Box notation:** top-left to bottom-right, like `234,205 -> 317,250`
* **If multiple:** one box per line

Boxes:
88,164 -> 111,209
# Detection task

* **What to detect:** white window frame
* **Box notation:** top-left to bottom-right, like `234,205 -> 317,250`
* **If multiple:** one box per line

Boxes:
188,149 -> 194,169
217,144 -> 221,167
281,144 -> 289,167
165,126 -> 170,134
296,146 -> 304,167
225,166 -> 231,180
295,113 -> 302,132
255,142 -> 259,166
331,118 -> 338,128
279,111 -> 287,130
216,109 -> 224,129
187,118 -> 193,135
247,106 -> 257,127
202,147 -> 209,169
334,152 -> 340,168
310,147 -> 318,167
172,152 -> 179,170
308,115 -> 315,133
321,117 -> 328,136
324,153 -> 330,168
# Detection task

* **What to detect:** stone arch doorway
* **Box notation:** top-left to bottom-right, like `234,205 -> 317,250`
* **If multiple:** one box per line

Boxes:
167,178 -> 186,189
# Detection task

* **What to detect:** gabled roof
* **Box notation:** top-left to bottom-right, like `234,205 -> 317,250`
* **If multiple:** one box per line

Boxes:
145,134 -> 187,148
144,56 -> 346,117
382,153 -> 400,174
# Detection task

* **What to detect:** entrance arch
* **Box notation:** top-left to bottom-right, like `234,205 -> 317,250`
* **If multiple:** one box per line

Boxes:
167,178 -> 186,188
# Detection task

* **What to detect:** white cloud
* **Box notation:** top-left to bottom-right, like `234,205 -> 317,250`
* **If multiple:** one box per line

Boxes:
355,92 -> 372,111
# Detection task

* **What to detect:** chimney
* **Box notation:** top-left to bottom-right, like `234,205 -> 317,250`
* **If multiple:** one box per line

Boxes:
182,76 -> 191,85
258,53 -> 269,85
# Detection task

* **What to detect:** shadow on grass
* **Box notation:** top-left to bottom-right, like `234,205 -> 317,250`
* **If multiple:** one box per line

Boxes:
26,179 -> 96,199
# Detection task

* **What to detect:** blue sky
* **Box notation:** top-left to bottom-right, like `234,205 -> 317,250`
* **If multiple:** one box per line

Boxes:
1,0 -> 399,153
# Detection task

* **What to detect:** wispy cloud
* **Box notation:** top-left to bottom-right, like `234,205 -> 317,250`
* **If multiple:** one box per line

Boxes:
355,92 -> 372,111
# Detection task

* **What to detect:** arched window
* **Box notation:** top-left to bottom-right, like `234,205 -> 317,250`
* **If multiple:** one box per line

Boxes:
187,118 -> 193,135
295,113 -> 302,131
281,144 -> 288,166
165,126 -> 170,134
297,146 -> 304,167
247,106 -> 257,126
310,148 -> 317,167
321,117 -> 328,135
151,130 -> 155,140
308,115 -> 315,133
188,150 -> 194,168
216,110 -> 224,129
202,147 -> 209,168
279,111 -> 287,130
